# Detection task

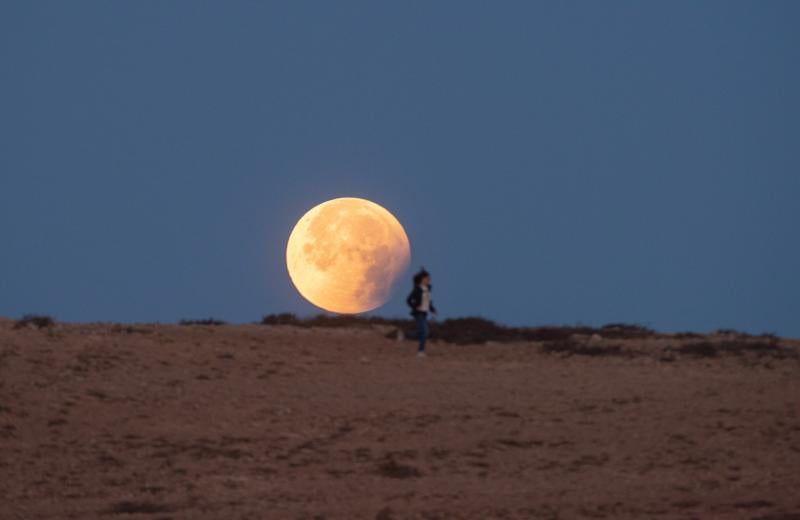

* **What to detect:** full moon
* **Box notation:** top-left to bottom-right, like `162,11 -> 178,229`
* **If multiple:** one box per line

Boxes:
286,197 -> 411,314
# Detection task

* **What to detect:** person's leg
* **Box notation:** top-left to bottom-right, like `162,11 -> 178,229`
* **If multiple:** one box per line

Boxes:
416,312 -> 428,353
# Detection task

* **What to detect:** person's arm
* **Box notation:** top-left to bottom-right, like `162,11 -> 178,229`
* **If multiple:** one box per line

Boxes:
430,300 -> 437,315
406,287 -> 421,309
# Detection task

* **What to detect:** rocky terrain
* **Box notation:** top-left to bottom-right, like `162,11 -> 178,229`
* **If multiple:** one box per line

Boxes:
1,316 -> 799,519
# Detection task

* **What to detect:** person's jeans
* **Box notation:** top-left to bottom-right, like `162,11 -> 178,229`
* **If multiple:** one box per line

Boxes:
415,311 -> 428,352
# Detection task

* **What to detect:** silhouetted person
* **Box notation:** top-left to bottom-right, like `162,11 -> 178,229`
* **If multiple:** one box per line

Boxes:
406,268 -> 437,357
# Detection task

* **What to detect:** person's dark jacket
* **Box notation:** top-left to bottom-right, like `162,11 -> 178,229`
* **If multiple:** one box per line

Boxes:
406,285 -> 436,316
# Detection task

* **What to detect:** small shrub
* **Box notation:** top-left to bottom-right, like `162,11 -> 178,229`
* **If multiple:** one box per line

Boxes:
673,342 -> 718,357
428,318 -> 599,345
541,339 -> 628,357
376,457 -> 421,478
104,501 -> 174,514
715,328 -> 751,337
718,339 -> 790,357
430,317 -> 522,345
110,325 -> 152,335
387,317 -> 575,345
14,314 -> 55,330
733,500 -> 773,509
598,323 -> 655,339
673,331 -> 703,339
526,326 -> 588,342
256,313 -> 793,355
672,339 -> 793,359
261,313 -> 409,329
259,314 -> 660,346
261,313 -> 302,326
179,318 -> 226,326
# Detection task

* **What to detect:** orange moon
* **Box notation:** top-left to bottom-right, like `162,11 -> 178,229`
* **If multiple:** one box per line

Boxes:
286,197 -> 411,314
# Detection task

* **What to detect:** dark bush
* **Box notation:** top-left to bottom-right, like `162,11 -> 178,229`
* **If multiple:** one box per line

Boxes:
258,313 -> 791,355
715,328 -> 751,337
376,457 -> 421,478
427,318 -> 601,345
260,314 -> 663,346
541,339 -> 629,357
713,330 -> 780,341
672,339 -> 792,359
261,313 -> 410,329
179,318 -> 226,326
104,500 -> 174,514
428,320 -> 647,345
306,315 -> 408,329
751,513 -> 800,520
110,325 -> 153,335
525,326 -> 594,342
598,323 -> 655,339
673,342 -> 718,357
673,331 -> 703,339
718,339 -> 788,357
261,313 -> 302,326
14,314 -> 55,330
429,317 -> 525,345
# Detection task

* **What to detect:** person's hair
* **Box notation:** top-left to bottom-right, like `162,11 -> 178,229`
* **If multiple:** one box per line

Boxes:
412,268 -> 430,286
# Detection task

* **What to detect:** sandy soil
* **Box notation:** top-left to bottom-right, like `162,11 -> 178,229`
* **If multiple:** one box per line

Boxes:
1,319 -> 799,519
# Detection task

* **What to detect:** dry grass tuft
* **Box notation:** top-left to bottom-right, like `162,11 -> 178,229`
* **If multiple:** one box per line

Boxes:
103,500 -> 175,514
671,340 -> 794,359
376,457 -> 422,479
541,339 -> 630,357
179,318 -> 226,326
262,314 -> 661,346
13,314 -> 55,330
262,313 -> 409,329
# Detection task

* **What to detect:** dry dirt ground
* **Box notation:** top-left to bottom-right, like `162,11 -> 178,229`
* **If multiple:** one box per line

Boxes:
1,318 -> 799,519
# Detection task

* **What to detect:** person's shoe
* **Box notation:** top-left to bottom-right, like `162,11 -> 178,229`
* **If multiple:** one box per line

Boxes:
417,351 -> 426,358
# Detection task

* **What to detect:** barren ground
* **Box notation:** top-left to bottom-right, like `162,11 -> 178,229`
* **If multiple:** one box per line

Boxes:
1,318 -> 799,519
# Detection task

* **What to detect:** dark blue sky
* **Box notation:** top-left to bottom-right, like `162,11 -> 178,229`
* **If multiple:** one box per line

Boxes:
2,2 -> 798,336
